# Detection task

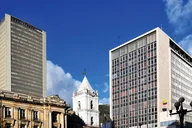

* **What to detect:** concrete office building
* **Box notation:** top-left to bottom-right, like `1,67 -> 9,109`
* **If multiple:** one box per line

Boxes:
109,28 -> 192,128
0,14 -> 46,97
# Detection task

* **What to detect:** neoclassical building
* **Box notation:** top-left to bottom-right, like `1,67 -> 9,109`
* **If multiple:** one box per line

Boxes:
73,76 -> 99,127
0,90 -> 73,128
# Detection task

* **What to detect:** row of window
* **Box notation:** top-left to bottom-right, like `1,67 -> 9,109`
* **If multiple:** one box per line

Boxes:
4,107 -> 38,120
171,51 -> 192,122
11,23 -> 42,41
11,32 -> 43,52
78,100 -> 94,110
112,41 -> 157,128
11,56 -> 42,70
11,29 -> 42,50
112,43 -> 156,67
11,17 -> 42,34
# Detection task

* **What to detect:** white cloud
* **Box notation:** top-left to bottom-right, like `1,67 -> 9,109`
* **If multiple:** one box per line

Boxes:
178,34 -> 192,55
47,60 -> 81,105
164,0 -> 192,34
99,97 -> 110,105
103,82 -> 109,93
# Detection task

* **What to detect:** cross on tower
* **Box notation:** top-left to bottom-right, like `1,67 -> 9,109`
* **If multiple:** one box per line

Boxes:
82,69 -> 86,76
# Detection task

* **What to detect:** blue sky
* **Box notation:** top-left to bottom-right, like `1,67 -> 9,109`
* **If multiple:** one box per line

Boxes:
1,0 -> 192,105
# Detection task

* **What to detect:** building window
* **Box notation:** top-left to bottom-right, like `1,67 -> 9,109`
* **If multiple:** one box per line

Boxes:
5,107 -> 11,118
52,112 -> 59,122
20,124 -> 25,128
91,117 -> 93,125
78,101 -> 81,109
20,109 -> 25,119
90,100 -> 93,109
33,111 -> 38,121
5,123 -> 11,128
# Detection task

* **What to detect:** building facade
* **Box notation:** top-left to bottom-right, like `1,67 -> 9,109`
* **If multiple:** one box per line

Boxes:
73,76 -> 99,127
0,90 -> 72,128
0,14 -> 46,97
109,28 -> 192,128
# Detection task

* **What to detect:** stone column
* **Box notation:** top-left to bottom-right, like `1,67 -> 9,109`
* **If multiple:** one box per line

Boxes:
1,106 -> 3,119
11,107 -> 14,119
16,108 -> 20,128
28,109 -> 33,128
18,108 -> 20,119
49,111 -> 52,128
38,111 -> 40,120
43,108 -> 50,128
3,106 -> 5,118
64,114 -> 67,128
60,113 -> 64,128
11,107 -> 14,127
40,110 -> 43,128
26,109 -> 28,120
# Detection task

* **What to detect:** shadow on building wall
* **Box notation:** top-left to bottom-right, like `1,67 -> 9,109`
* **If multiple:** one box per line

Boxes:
67,114 -> 86,128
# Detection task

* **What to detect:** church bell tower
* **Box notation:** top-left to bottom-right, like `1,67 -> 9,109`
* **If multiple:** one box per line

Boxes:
73,74 -> 99,127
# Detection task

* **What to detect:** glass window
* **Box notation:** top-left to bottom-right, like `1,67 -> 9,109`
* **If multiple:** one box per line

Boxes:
33,111 -> 38,120
91,117 -> 93,125
20,109 -> 25,119
90,100 -> 93,109
5,107 -> 11,118
20,124 -> 25,128
78,101 -> 81,109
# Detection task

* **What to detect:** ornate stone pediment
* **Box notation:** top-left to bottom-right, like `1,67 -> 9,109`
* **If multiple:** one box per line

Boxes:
46,95 -> 64,103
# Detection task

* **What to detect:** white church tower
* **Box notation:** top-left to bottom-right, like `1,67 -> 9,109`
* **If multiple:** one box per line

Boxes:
73,75 -> 99,127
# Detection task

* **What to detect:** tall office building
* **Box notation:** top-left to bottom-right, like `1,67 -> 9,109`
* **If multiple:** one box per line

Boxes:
109,28 -> 192,128
0,14 -> 46,97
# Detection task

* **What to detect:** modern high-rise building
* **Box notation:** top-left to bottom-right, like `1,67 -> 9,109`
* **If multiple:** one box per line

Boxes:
109,27 -> 192,128
0,14 -> 46,97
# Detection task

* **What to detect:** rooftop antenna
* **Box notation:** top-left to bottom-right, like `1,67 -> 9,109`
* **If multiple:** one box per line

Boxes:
161,24 -> 163,30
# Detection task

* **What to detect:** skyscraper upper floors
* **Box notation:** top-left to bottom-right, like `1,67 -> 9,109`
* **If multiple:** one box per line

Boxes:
0,14 -> 46,97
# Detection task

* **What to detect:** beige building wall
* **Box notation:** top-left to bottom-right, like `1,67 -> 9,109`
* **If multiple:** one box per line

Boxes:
1,100 -> 43,128
109,50 -> 113,119
42,31 -> 47,97
0,15 -> 6,89
1,100 -> 66,128
0,91 -> 68,128
5,14 -> 12,92
156,28 -> 171,127
0,14 -> 11,91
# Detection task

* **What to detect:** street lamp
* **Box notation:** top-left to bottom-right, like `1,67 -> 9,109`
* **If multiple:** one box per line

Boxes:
139,123 -> 142,128
169,97 -> 192,128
